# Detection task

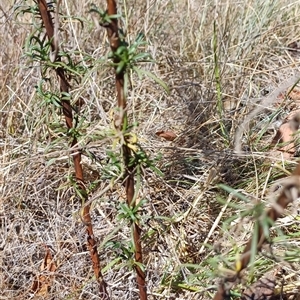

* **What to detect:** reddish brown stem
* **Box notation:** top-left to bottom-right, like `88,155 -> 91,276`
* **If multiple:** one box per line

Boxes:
105,1 -> 147,299
37,1 -> 109,298
124,151 -> 146,296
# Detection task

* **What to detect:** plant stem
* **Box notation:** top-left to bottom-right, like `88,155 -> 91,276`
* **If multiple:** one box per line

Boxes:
105,1 -> 147,299
36,1 -> 109,298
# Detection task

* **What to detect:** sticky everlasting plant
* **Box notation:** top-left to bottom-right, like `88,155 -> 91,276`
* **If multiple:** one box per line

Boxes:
90,1 -> 168,299
20,0 -> 109,298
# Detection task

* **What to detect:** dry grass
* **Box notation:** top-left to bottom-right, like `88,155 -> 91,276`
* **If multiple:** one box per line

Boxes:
1,0 -> 300,299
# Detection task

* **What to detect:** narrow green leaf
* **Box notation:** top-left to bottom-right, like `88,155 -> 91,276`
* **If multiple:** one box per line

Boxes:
102,257 -> 122,273
250,221 -> 259,272
134,68 -> 169,93
132,52 -> 152,61
149,165 -> 164,177
116,60 -> 125,74
134,261 -> 145,272
218,184 -> 249,202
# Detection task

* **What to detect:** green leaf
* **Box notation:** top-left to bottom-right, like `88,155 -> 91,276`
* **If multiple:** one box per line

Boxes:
61,92 -> 71,101
123,73 -> 129,97
218,184 -> 249,202
133,261 -> 145,272
116,60 -> 125,74
250,221 -> 259,273
108,14 -> 121,19
132,52 -> 152,62
46,158 -> 57,166
47,61 -> 82,76
149,165 -> 164,177
135,199 -> 147,210
132,67 -> 169,93
52,97 -> 62,107
115,45 -> 128,56
102,257 -> 122,273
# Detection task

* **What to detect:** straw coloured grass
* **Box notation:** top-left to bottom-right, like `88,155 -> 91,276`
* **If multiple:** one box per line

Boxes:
1,0 -> 300,299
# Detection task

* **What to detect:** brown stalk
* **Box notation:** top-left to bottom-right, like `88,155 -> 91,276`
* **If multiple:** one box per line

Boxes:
36,1 -> 109,298
105,1 -> 147,299
213,161 -> 300,300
